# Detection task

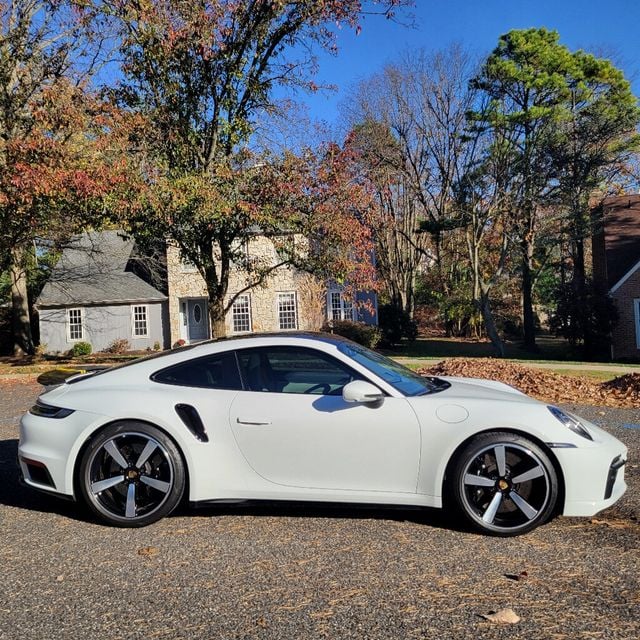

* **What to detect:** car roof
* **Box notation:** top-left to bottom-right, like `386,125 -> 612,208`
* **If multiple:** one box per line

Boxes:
66,332 -> 354,385
190,331 -> 352,347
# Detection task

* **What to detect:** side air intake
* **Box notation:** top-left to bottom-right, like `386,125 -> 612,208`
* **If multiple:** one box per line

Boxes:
175,404 -> 209,442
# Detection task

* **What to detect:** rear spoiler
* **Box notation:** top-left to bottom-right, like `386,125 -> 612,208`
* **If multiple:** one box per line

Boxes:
36,366 -> 106,387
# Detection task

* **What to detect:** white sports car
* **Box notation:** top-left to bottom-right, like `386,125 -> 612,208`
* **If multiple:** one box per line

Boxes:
19,333 -> 627,535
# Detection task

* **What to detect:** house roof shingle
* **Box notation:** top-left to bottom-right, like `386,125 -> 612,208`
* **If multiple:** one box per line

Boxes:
37,230 -> 167,307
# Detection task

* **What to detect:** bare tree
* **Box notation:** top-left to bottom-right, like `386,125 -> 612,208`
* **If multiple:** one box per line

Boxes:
343,44 -> 479,315
349,119 -> 428,316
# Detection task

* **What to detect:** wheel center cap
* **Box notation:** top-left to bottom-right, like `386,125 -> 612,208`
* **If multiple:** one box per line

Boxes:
126,469 -> 139,480
497,479 -> 509,491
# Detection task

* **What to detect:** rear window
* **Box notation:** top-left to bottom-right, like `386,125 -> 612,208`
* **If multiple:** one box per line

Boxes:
67,344 -> 201,384
151,352 -> 242,390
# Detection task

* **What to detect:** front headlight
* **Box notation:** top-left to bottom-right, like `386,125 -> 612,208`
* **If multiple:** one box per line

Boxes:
547,406 -> 593,441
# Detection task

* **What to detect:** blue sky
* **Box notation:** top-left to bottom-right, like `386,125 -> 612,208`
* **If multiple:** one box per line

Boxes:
301,0 -> 640,127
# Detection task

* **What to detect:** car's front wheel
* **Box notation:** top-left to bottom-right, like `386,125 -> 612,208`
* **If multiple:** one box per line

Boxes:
451,432 -> 559,536
78,422 -> 186,527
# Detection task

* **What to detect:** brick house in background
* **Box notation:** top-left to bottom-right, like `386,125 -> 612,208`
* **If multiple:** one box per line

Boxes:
592,194 -> 640,361
37,230 -> 377,353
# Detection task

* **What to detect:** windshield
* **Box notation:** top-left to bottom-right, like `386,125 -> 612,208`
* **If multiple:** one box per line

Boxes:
337,342 -> 440,397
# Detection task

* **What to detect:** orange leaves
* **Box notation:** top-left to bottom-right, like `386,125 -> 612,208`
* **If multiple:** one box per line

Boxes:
0,75 -> 141,244
419,358 -> 640,409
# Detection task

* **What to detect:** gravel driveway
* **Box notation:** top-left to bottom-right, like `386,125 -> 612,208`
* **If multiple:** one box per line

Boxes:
0,380 -> 638,640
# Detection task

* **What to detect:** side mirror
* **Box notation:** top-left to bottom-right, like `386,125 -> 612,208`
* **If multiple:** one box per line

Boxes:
343,380 -> 384,405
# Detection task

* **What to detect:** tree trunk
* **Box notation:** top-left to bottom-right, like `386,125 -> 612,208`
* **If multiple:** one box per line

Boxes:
208,296 -> 227,338
477,291 -> 505,358
9,245 -> 34,356
521,240 -> 537,351
571,235 -> 594,357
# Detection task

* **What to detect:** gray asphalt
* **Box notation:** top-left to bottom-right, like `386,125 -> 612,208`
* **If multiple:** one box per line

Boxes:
0,381 -> 638,640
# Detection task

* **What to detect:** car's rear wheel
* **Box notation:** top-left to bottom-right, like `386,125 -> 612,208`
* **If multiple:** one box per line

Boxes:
78,422 -> 186,527
451,432 -> 558,536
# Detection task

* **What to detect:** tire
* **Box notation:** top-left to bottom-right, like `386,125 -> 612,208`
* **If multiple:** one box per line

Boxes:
78,421 -> 186,527
450,432 -> 558,536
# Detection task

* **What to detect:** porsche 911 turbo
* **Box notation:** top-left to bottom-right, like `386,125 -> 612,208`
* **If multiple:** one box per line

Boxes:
19,333 -> 627,535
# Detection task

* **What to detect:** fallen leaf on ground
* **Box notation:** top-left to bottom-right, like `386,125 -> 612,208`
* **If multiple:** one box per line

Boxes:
137,546 -> 159,557
419,359 -> 640,408
504,570 -> 528,581
480,608 -> 521,624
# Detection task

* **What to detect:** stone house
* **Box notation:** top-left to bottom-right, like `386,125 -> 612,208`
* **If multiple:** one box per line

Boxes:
37,230 -> 377,353
592,194 -> 640,361
166,233 -> 376,346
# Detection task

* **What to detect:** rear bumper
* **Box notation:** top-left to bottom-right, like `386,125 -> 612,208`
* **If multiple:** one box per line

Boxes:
18,408 -> 106,500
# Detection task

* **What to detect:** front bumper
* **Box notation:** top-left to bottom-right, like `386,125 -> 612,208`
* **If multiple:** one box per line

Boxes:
553,430 -> 628,517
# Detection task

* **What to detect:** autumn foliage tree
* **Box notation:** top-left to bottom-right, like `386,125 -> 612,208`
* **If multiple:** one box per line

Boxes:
106,0 -> 410,336
0,0 -> 133,355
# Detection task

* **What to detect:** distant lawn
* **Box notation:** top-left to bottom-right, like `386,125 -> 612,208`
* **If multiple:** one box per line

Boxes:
384,335 -> 640,368
0,353 -> 138,377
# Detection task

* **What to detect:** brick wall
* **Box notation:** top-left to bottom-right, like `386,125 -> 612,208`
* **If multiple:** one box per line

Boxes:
592,195 -> 640,289
591,195 -> 640,360
611,267 -> 640,360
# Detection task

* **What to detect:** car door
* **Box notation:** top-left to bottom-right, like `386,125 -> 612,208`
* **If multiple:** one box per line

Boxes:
228,346 -> 421,493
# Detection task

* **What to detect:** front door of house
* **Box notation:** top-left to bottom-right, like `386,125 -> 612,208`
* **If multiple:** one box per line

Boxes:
186,298 -> 209,342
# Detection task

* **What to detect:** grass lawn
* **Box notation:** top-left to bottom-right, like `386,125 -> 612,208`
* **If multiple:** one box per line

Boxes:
0,353 -> 138,377
384,335 -> 640,368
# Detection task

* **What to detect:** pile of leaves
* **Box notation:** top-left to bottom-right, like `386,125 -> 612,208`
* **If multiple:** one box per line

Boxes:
418,358 -> 640,408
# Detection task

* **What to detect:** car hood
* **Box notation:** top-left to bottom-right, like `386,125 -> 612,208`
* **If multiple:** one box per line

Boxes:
428,376 -> 539,405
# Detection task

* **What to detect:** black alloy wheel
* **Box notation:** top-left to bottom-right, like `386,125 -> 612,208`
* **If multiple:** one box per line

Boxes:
451,432 -> 559,536
78,422 -> 186,527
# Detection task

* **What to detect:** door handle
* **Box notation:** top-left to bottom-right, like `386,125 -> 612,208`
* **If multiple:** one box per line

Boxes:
236,417 -> 272,426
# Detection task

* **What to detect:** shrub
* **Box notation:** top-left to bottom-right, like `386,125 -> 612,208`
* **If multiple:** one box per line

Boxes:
104,338 -> 130,354
549,280 -> 618,360
71,341 -> 92,357
34,343 -> 48,359
323,320 -> 382,349
153,341 -> 161,351
378,304 -> 418,346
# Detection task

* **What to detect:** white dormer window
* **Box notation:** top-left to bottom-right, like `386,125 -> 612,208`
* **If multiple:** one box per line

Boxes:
180,255 -> 198,272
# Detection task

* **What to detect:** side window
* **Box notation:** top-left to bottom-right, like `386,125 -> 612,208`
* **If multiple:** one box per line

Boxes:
131,304 -> 149,337
152,352 -> 242,390
237,346 -> 363,395
68,308 -> 84,341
